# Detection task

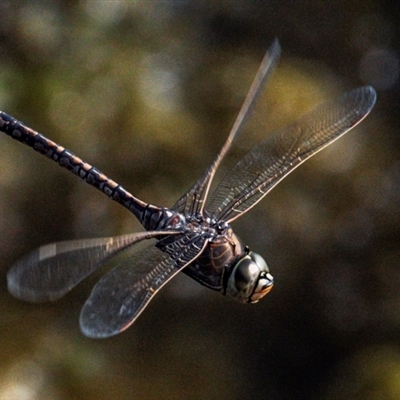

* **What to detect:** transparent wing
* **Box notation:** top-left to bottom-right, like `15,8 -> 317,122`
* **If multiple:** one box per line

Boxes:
207,86 -> 377,223
7,230 -> 180,302
173,39 -> 281,217
79,233 -> 208,338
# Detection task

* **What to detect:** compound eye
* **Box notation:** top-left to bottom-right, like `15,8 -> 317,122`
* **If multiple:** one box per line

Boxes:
226,252 -> 273,303
247,252 -> 273,302
249,271 -> 274,303
249,252 -> 269,272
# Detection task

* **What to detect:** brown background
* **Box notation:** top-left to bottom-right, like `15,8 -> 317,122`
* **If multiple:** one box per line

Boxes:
0,1 -> 399,399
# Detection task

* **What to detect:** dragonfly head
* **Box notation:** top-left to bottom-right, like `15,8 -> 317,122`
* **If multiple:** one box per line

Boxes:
226,251 -> 273,303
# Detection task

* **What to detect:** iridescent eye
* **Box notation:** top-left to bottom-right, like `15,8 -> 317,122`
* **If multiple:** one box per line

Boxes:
226,251 -> 274,303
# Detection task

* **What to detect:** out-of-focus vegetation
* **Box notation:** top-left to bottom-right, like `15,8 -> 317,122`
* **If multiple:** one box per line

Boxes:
0,1 -> 399,399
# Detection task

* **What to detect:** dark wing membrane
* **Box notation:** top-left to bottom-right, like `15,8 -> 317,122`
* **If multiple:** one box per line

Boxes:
79,233 -> 208,338
7,230 -> 179,302
207,86 -> 377,223
173,39 -> 281,217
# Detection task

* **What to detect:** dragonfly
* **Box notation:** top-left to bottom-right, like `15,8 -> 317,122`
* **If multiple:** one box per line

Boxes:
1,40 -> 376,338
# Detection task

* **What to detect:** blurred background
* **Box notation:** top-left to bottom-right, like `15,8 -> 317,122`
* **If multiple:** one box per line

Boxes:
0,1 -> 399,399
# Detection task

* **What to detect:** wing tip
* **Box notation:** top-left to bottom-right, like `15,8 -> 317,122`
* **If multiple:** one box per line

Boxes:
7,268 -> 35,302
79,299 -> 132,339
361,85 -> 377,103
7,267 -> 66,303
354,85 -> 377,123
79,314 -> 127,339
354,85 -> 377,111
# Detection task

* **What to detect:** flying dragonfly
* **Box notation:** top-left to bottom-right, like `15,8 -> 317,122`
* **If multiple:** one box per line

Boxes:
1,40 -> 376,338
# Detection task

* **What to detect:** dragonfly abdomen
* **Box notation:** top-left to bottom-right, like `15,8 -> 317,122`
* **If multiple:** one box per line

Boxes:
0,112 -> 151,222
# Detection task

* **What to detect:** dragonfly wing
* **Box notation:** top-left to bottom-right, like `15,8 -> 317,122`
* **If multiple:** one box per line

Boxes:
173,39 -> 281,217
7,230 -> 180,302
79,233 -> 207,338
207,86 -> 377,223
